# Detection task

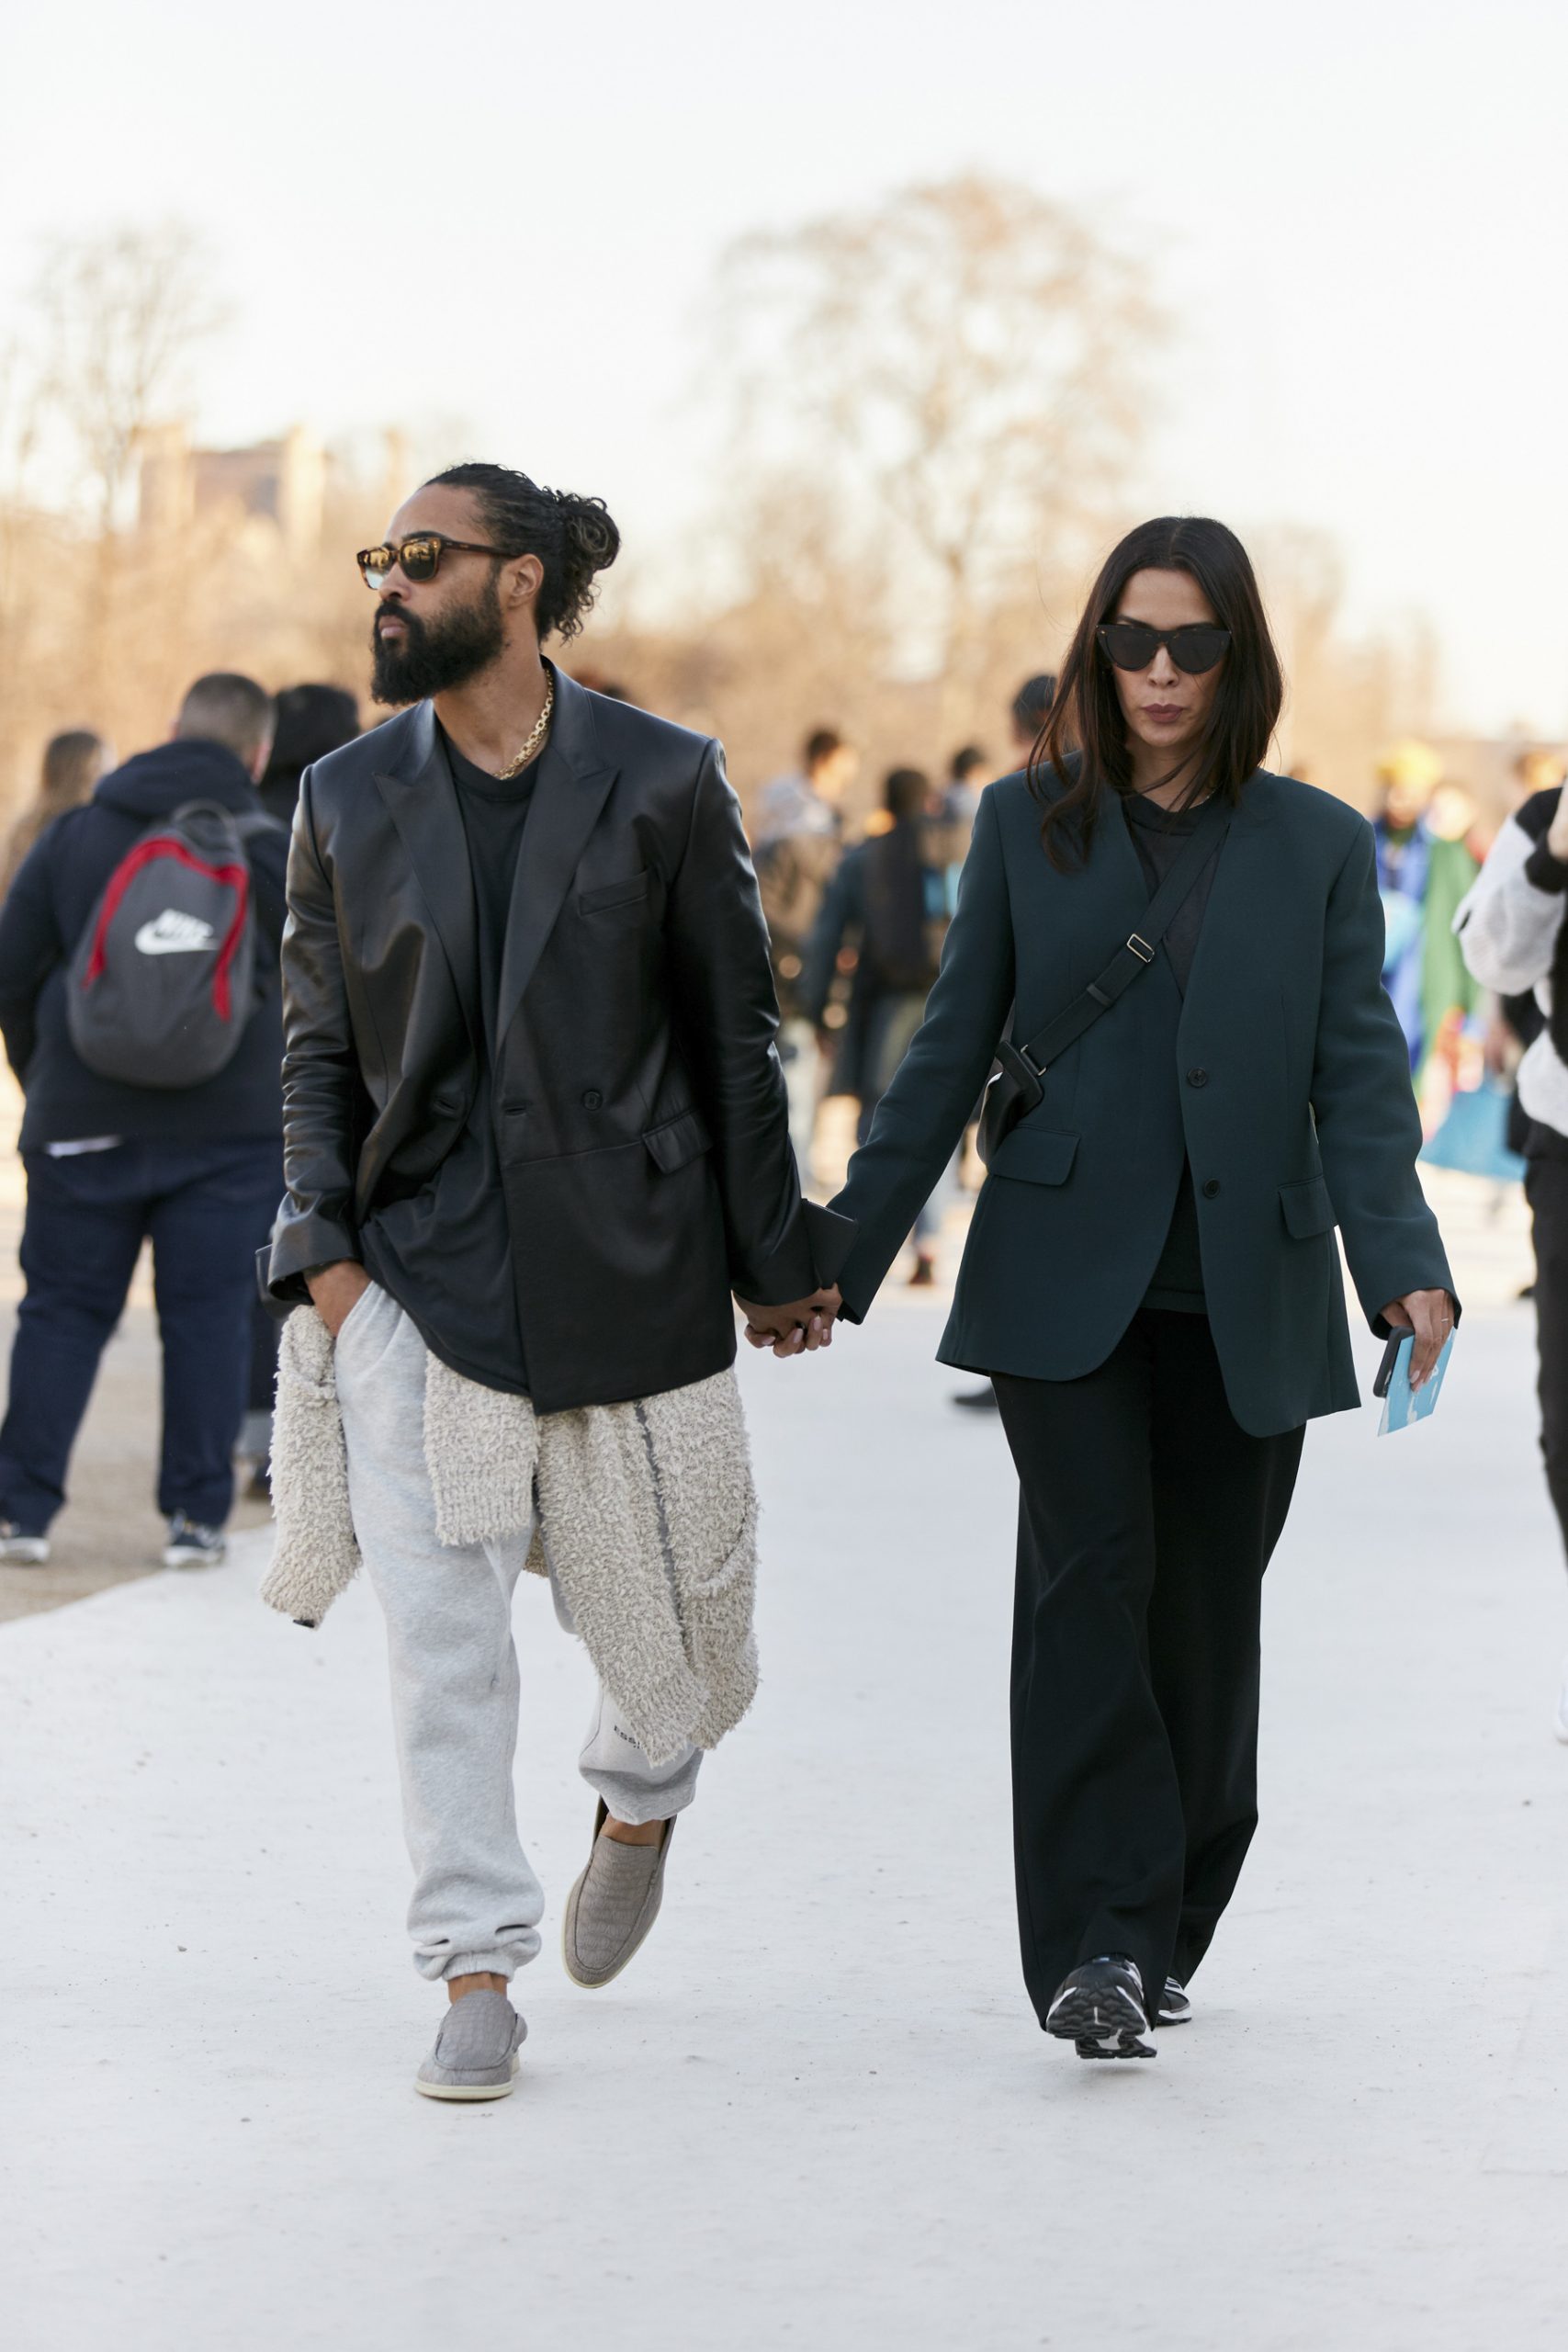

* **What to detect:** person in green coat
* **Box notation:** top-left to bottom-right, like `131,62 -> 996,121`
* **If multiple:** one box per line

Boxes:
785,517 -> 1457,2062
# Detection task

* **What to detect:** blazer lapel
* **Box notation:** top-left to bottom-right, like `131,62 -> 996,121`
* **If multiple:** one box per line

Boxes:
494,668 -> 619,1047
372,704 -> 481,1051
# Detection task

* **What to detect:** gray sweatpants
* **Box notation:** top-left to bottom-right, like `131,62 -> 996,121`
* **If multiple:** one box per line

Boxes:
334,1283 -> 701,1981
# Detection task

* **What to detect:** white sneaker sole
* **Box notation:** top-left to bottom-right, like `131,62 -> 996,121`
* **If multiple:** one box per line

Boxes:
414,2054 -> 521,2102
164,1547 -> 226,1571
0,1544 -> 50,1566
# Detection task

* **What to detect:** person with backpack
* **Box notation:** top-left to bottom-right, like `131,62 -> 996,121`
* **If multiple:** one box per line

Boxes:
802,767 -> 947,1283
0,673 -> 287,1569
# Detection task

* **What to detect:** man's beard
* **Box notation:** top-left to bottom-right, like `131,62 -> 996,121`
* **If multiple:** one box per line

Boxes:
369,582 -> 505,706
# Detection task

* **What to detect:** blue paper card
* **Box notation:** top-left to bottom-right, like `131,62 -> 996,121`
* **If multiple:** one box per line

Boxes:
1378,1330 -> 1455,1436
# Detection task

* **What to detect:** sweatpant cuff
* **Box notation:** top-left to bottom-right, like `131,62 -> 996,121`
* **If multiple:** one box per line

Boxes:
418,1942 -> 536,1984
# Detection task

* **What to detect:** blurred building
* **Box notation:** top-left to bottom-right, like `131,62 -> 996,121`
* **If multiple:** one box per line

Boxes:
136,424 -> 326,557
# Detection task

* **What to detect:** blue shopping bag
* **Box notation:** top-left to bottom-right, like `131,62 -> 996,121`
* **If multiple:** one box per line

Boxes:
1419,1078 -> 1527,1183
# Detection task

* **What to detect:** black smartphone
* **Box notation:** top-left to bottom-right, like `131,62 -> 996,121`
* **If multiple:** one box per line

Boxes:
1373,1328 -> 1409,1400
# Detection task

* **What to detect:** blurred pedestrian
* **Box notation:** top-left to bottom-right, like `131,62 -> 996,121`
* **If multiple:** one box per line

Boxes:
1455,779 -> 1568,1739
943,743 -> 989,826
824,516 -> 1456,2060
803,767 -> 947,1283
0,673 -> 288,1569
1,729 -> 114,899
256,684 -> 359,831
951,674 -> 1058,1410
1372,741 -> 1482,1088
1010,673 -> 1057,763
753,727 -> 858,1186
242,684 -> 361,1495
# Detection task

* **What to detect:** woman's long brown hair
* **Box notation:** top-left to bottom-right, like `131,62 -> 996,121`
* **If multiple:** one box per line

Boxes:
1032,516 -> 1283,872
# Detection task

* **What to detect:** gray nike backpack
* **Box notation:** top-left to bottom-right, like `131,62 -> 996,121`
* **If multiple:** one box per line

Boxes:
67,800 -> 279,1089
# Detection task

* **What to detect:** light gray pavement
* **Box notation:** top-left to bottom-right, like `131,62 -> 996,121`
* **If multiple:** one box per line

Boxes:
3,1224 -> 1566,2350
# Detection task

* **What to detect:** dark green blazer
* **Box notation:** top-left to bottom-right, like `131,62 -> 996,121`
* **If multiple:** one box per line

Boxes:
831,769 -> 1455,1437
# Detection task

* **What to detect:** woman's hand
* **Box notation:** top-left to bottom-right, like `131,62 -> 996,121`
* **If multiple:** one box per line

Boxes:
736,1288 -> 840,1358
1379,1288 -> 1456,1390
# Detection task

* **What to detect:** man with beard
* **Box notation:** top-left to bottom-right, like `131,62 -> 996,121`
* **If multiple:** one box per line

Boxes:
264,463 -> 844,2098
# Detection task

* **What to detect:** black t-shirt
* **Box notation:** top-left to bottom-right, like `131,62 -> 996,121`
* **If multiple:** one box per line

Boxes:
1123,794 -> 1224,1313
358,731 -> 543,1397
443,730 -> 541,1057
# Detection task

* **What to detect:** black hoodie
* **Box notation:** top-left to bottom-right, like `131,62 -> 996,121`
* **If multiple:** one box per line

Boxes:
0,738 -> 288,1149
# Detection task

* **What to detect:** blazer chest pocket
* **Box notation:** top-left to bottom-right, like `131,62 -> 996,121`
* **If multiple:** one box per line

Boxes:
986,1126 -> 1078,1186
1280,1175 -> 1337,1238
579,869 -> 650,915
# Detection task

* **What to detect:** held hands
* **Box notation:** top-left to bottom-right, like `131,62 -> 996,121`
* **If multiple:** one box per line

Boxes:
1379,1288 -> 1456,1392
306,1259 -> 370,1339
736,1286 -> 842,1360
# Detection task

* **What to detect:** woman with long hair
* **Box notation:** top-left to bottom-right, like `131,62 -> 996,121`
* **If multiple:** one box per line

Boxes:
1,729 -> 113,898
815,517 -> 1456,2061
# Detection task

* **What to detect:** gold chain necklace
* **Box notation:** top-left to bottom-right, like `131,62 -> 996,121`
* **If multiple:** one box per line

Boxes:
494,673 -> 555,780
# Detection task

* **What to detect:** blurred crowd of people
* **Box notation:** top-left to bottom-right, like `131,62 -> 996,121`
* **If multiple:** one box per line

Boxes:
0,660 -> 1565,1575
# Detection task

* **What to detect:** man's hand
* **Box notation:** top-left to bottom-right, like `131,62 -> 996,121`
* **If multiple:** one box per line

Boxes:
306,1259 -> 370,1339
1380,1287 -> 1456,1391
735,1287 -> 841,1358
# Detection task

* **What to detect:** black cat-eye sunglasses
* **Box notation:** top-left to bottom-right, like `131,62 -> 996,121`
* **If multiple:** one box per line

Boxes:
1097,621 -> 1232,675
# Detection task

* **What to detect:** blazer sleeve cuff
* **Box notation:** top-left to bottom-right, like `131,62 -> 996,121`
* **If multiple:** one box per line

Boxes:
802,1199 -> 858,1287
1363,1272 -> 1461,1338
729,1198 -> 854,1304
266,1209 -> 361,1305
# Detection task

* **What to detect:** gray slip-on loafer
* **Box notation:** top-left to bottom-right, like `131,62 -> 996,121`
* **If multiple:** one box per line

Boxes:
415,1987 -> 526,2101
562,1800 -> 675,1989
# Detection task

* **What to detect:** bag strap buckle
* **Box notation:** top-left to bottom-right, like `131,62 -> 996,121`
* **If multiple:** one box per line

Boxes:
1126,933 -> 1155,965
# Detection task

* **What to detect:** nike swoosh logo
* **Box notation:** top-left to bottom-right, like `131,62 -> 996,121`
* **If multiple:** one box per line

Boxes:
134,914 -> 216,954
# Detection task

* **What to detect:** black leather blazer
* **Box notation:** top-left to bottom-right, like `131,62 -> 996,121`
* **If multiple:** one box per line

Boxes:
267,670 -> 845,1411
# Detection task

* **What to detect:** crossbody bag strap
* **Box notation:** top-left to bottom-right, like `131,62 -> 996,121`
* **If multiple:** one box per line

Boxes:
1015,797 -> 1230,1078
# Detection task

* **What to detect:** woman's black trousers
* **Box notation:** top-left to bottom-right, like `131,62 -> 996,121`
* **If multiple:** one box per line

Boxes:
992,1309 -> 1304,2029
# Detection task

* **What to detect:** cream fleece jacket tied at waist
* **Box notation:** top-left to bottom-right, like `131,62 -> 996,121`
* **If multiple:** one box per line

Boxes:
262,1305 -> 760,1767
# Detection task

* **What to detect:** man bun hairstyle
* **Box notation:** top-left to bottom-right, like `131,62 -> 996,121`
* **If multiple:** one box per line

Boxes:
425,462 -> 620,642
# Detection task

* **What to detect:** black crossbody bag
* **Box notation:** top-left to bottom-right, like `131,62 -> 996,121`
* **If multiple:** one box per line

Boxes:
978,797 -> 1230,1167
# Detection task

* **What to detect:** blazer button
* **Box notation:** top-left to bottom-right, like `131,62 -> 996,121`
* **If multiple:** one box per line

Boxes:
582,1090 -> 603,1109
1201,1178 -> 1222,1199
1186,1068 -> 1209,1089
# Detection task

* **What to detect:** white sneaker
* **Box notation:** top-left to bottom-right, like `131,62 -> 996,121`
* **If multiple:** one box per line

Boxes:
1553,1661 -> 1568,1746
0,1521 -> 50,1566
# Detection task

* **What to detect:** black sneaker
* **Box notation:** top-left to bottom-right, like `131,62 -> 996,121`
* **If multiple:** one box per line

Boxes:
163,1515 -> 227,1570
1156,1976 -> 1191,2026
1045,1955 -> 1156,2060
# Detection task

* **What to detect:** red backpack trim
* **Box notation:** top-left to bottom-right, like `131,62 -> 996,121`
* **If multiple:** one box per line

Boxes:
83,838 -> 251,1021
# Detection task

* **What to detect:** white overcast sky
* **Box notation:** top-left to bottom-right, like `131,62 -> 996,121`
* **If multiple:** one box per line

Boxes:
2,0 -> 1564,734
